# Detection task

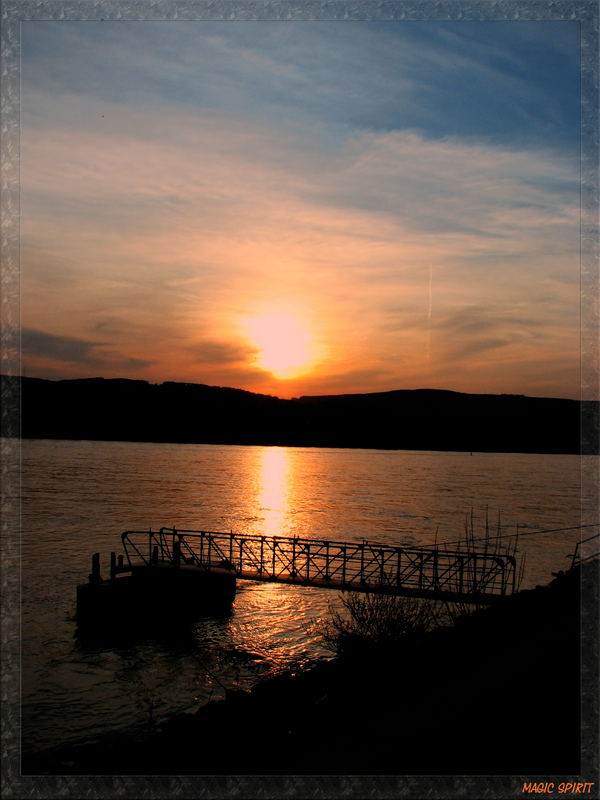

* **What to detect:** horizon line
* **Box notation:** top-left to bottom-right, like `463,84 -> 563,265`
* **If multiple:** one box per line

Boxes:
3,373 -> 586,404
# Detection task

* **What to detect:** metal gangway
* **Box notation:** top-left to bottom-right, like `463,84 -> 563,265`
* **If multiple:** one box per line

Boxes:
120,527 -> 518,603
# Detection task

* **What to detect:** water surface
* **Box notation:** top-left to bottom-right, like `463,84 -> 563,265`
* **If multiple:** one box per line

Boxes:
20,440 -> 581,756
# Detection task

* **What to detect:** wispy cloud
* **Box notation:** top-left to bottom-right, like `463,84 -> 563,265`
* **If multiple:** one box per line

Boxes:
22,21 -> 579,149
22,328 -> 153,374
19,20 -> 581,398
22,328 -> 97,364
187,339 -> 259,366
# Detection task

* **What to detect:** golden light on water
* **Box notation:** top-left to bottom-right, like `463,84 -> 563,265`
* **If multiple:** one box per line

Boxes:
258,447 -> 289,538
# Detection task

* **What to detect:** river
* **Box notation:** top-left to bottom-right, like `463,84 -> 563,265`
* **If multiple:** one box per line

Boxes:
19,439 -> 582,758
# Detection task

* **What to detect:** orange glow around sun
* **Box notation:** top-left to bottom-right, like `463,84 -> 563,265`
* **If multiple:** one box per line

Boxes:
244,309 -> 315,379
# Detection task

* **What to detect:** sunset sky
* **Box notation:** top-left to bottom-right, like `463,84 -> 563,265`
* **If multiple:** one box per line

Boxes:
20,20 -> 581,399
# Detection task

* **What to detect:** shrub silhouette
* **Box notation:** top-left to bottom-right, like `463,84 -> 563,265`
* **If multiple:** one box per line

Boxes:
320,592 -> 439,658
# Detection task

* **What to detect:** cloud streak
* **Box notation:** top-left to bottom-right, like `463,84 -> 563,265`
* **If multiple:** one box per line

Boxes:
22,328 -> 153,374
19,20 -> 581,399
187,340 -> 259,366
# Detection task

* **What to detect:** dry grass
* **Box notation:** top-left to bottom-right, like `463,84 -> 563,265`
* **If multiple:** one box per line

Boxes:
319,591 -> 440,657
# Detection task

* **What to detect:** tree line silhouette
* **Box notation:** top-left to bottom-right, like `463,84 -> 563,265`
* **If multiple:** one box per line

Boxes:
3,375 -> 594,454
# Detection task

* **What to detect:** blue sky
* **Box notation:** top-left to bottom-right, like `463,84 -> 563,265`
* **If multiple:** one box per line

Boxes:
20,20 -> 582,397
23,21 -> 580,147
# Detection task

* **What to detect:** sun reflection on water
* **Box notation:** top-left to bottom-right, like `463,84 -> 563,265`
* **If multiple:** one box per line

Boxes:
258,447 -> 290,538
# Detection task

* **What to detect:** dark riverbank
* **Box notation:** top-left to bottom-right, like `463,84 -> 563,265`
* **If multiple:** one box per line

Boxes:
4,374 -> 594,453
23,562 -> 596,777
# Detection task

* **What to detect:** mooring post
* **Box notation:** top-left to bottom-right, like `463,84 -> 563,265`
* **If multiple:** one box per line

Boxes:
90,552 -> 101,585
173,537 -> 181,568
110,551 -> 116,582
118,554 -> 124,571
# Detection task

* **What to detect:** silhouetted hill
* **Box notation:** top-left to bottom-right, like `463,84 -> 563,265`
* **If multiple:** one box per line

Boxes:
2,375 -> 595,454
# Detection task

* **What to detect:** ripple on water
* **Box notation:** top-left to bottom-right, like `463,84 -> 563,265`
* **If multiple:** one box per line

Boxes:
19,440 -> 581,754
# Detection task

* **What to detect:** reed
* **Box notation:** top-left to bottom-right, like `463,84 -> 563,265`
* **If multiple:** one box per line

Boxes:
319,591 -> 439,657
319,507 -> 526,654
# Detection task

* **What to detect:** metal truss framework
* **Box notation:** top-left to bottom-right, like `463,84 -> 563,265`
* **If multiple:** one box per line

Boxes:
121,527 -> 517,603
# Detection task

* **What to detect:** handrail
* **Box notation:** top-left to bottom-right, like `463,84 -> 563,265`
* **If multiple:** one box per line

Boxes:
120,527 -> 517,601
570,531 -> 600,569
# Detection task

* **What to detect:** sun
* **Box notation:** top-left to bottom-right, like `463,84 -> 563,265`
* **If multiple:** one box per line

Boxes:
245,309 -> 314,379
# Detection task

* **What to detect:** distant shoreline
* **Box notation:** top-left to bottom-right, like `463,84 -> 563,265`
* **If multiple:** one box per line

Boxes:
13,434 -> 586,457
3,375 -> 597,455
